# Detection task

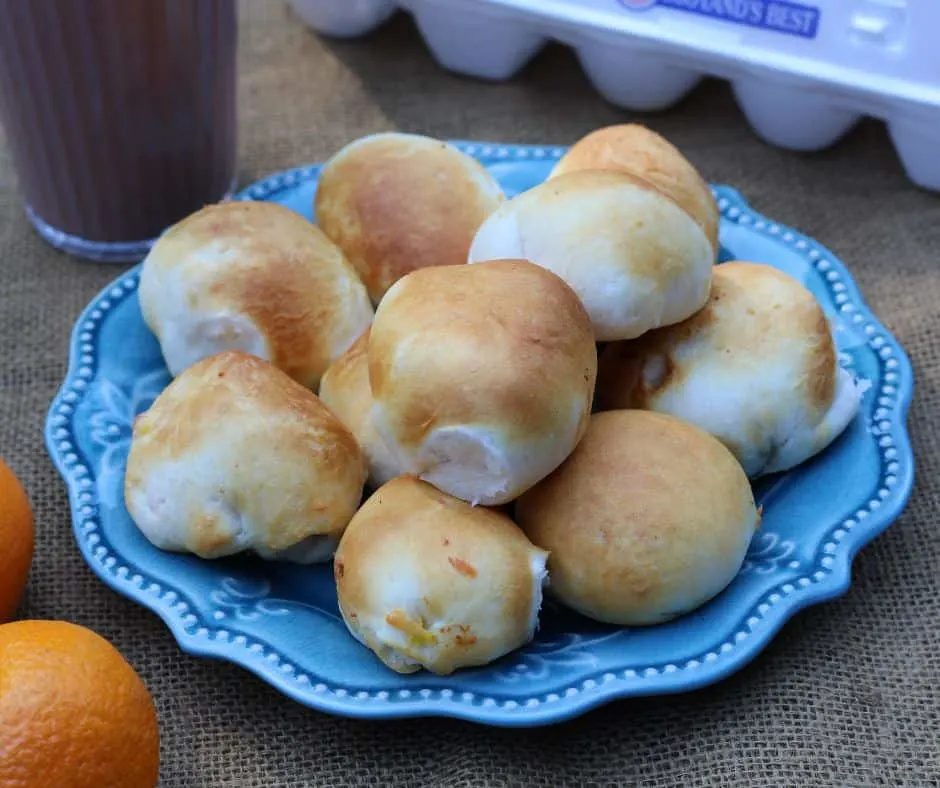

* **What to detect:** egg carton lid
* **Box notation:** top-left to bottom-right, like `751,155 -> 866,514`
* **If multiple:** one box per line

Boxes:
288,0 -> 940,191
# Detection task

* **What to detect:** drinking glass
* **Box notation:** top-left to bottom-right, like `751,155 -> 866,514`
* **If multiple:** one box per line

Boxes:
0,0 -> 238,262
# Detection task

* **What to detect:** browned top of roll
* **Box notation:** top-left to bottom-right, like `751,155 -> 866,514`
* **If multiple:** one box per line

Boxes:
551,123 -> 719,254
368,258 -> 597,449
314,132 -> 505,303
139,200 -> 373,389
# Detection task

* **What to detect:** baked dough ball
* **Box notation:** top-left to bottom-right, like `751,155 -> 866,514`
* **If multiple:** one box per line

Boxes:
334,476 -> 549,675
368,259 -> 597,506
467,170 -> 713,341
516,410 -> 759,626
124,351 -> 367,563
314,132 -> 505,303
139,200 -> 373,390
551,124 -> 720,255
318,329 -> 402,489
595,262 -> 862,477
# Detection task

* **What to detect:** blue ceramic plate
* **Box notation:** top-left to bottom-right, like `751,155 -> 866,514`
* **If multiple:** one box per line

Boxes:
45,142 -> 915,727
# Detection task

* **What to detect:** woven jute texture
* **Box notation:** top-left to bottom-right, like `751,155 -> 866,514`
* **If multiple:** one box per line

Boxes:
1,3 -> 938,786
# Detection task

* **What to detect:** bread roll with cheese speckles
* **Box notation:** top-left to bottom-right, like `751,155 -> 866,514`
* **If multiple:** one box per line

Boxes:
318,329 -> 402,489
467,170 -> 713,341
595,262 -> 861,477
314,132 -> 506,303
334,476 -> 549,675
368,259 -> 597,507
551,123 -> 720,255
124,351 -> 367,563
138,200 -> 373,390
517,410 -> 759,626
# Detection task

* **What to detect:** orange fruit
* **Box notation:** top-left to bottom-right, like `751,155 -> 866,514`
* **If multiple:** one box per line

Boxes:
0,457 -> 34,622
0,620 -> 160,787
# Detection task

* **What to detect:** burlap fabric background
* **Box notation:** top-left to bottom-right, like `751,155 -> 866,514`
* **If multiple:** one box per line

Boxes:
1,3 -> 937,786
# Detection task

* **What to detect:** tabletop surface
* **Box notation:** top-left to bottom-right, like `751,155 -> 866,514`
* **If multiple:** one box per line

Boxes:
1,2 -> 938,786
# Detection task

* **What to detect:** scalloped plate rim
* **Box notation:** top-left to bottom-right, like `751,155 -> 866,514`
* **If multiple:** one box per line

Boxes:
44,141 -> 916,727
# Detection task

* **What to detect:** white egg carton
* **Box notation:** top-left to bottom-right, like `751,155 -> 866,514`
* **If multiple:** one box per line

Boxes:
288,0 -> 940,192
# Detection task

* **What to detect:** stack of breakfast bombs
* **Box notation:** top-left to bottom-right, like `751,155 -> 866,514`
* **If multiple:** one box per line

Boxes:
126,125 -> 861,676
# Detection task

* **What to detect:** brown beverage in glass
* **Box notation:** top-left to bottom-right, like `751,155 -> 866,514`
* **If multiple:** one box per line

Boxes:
0,0 -> 238,262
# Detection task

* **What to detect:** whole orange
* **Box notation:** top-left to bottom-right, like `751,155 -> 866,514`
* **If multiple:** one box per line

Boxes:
0,457 -> 34,622
0,620 -> 160,788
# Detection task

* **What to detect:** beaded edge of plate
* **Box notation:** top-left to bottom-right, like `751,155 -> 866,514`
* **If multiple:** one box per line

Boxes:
44,143 -> 915,725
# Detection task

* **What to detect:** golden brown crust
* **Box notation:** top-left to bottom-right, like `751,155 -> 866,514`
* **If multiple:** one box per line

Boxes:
806,306 -> 838,412
368,259 -> 597,450
139,200 -> 372,390
552,124 -> 719,254
516,411 -> 757,625
314,133 -> 505,303
596,261 -> 837,415
519,169 -> 703,286
125,351 -> 366,557
320,328 -> 370,401
318,329 -> 402,487
467,168 -> 714,342
132,350 -> 361,467
334,476 -> 547,675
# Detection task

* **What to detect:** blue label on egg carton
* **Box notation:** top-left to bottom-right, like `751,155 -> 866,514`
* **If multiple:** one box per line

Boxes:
618,0 -> 820,39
